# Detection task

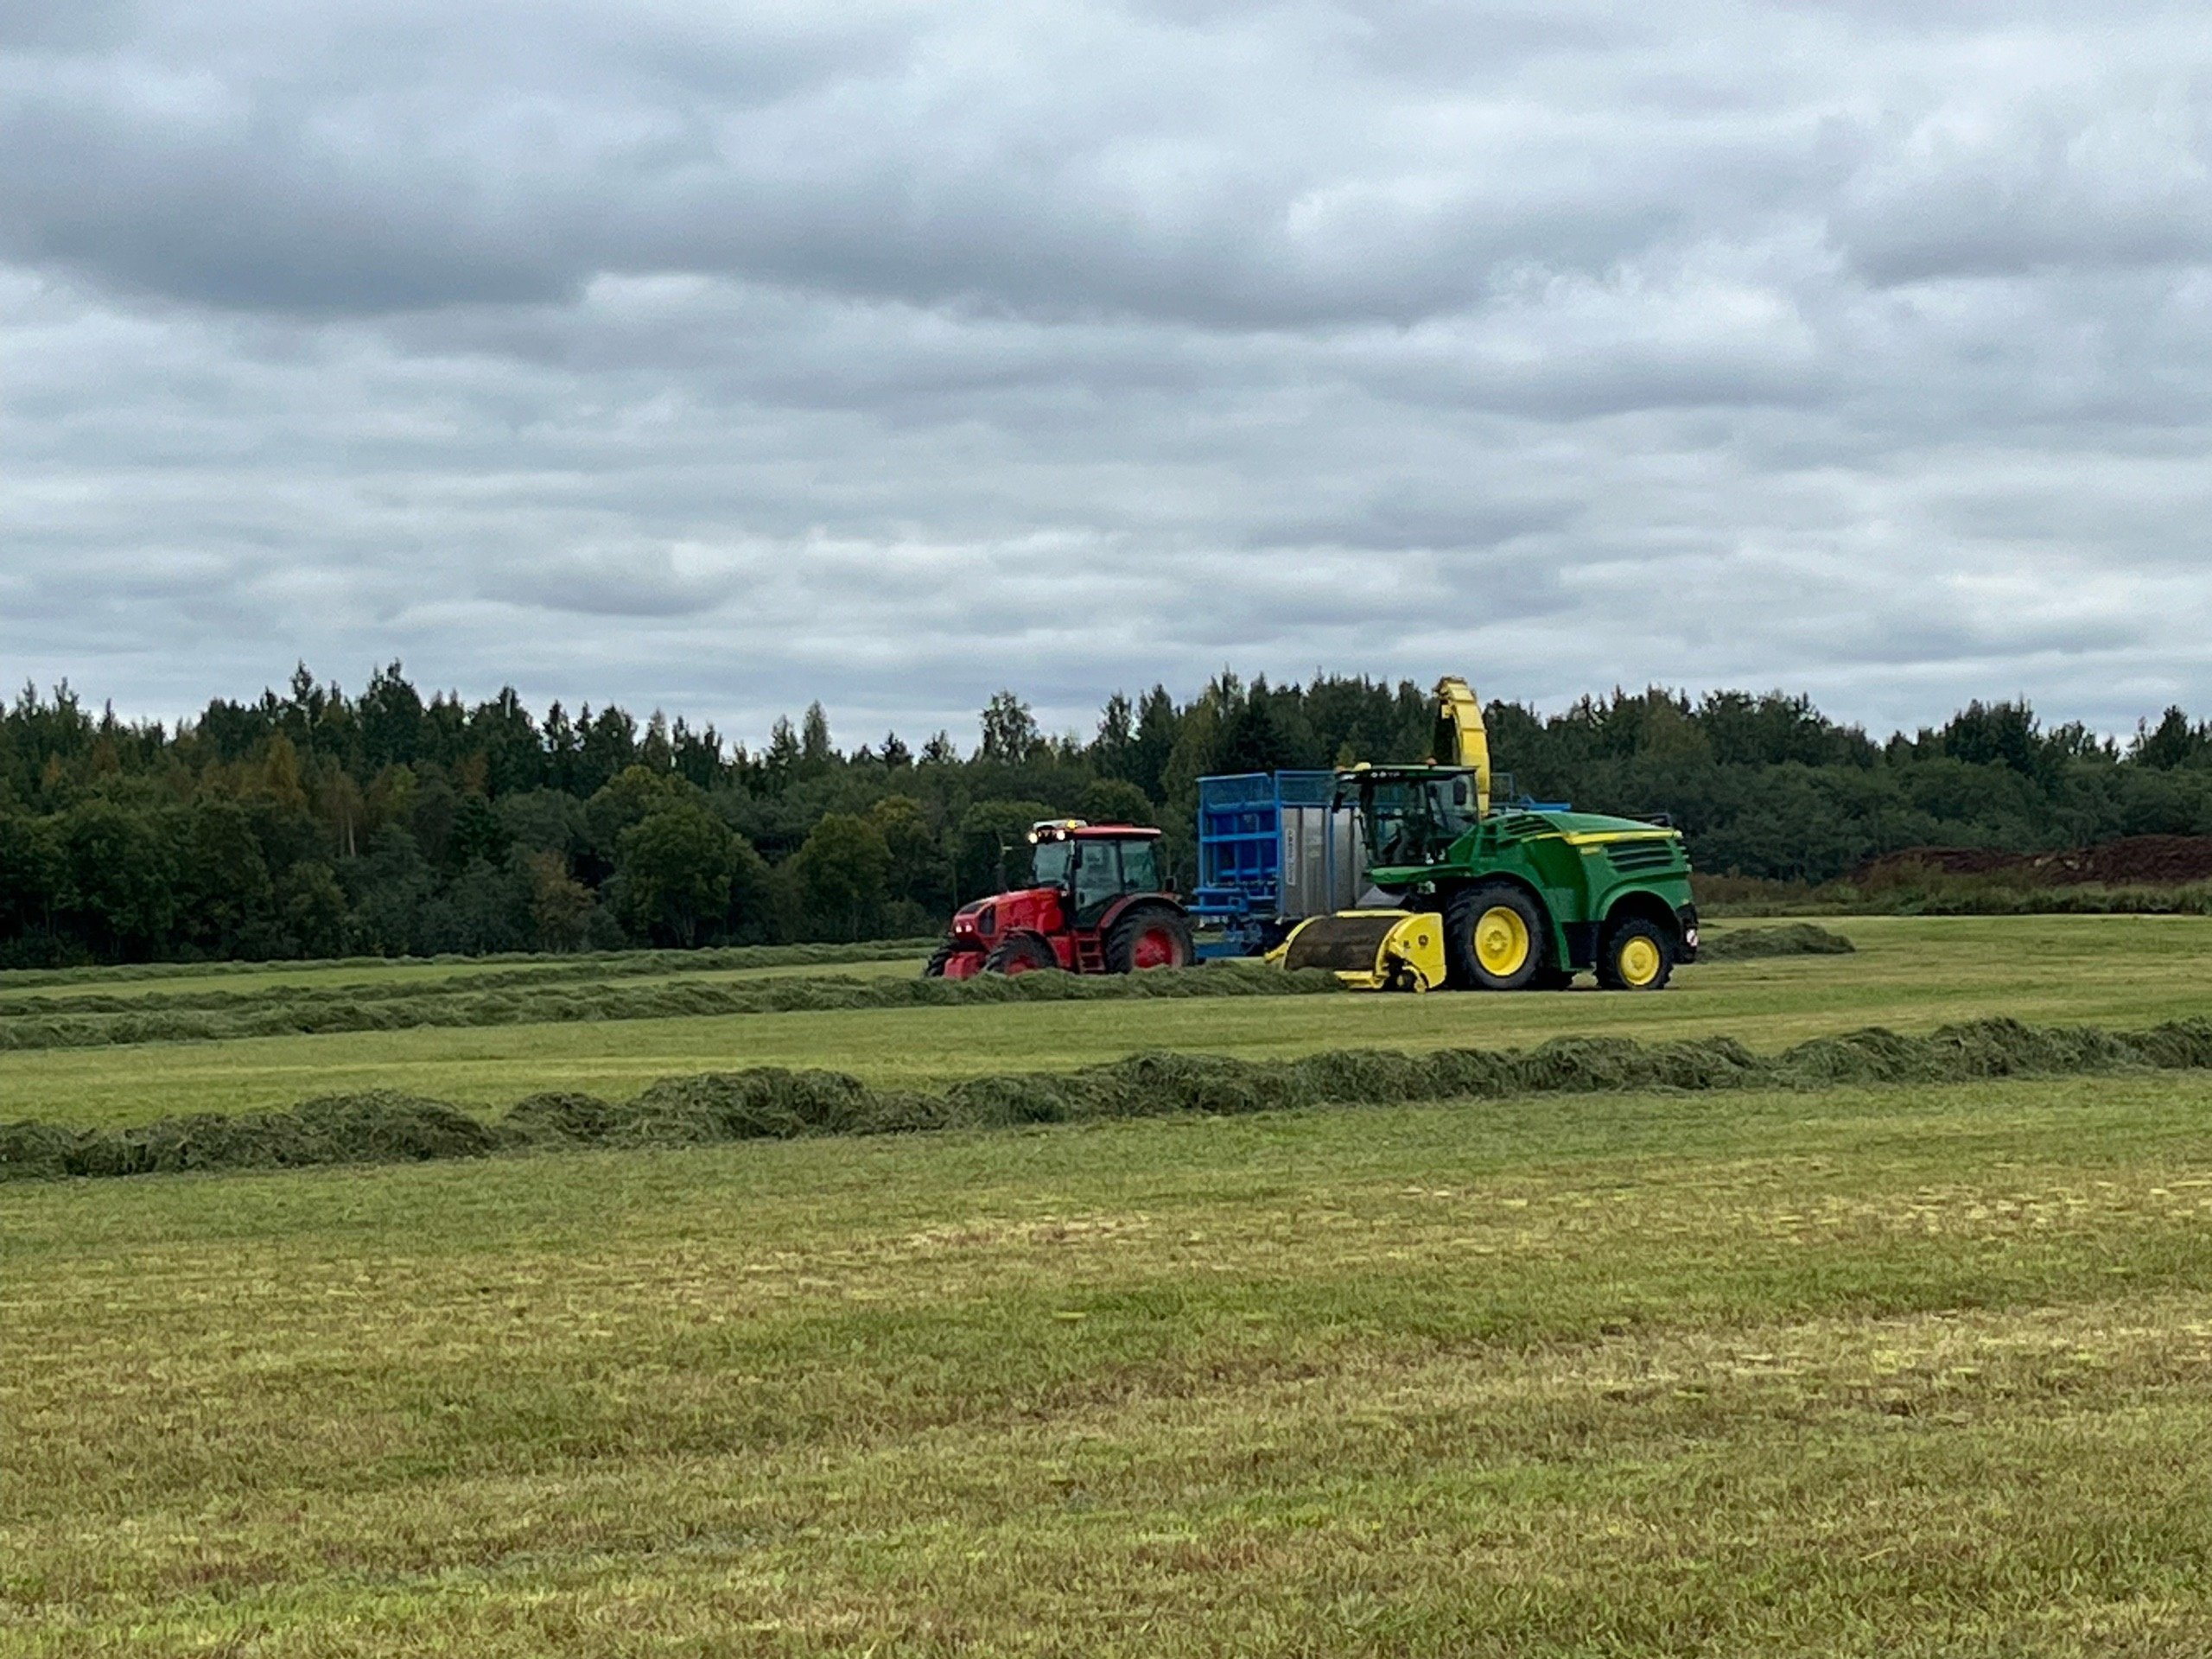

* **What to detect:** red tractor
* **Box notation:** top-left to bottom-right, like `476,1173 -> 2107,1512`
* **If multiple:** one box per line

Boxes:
925,819 -> 1197,978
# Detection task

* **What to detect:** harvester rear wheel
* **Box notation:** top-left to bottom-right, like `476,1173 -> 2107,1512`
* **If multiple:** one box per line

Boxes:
1598,918 -> 1674,991
983,934 -> 1059,976
1444,882 -> 1548,991
1105,905 -> 1194,972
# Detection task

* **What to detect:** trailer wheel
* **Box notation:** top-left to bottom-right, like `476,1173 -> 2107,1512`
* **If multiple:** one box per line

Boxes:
1444,882 -> 1548,991
1105,905 -> 1194,972
983,934 -> 1059,976
1597,918 -> 1674,991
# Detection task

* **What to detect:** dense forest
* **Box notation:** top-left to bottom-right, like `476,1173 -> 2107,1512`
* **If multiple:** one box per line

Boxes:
2,663 -> 2209,966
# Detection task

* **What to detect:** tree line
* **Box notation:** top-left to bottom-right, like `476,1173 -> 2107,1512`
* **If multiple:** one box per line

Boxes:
2,662 -> 2209,965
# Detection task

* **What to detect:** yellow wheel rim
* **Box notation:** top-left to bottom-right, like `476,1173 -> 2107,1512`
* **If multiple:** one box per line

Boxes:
1473,906 -> 1531,977
1618,935 -> 1662,988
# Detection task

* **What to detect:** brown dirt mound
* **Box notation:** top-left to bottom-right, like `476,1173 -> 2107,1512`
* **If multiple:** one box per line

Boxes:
1854,836 -> 2212,889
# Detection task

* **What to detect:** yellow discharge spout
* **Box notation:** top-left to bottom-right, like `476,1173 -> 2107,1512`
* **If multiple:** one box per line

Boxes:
1431,676 -> 1491,816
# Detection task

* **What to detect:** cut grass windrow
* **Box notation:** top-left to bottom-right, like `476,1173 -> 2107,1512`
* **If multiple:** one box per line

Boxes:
0,925 -> 1850,1053
0,959 -> 1341,1052
3,1012 -> 2200,1185
0,937 -> 944,1004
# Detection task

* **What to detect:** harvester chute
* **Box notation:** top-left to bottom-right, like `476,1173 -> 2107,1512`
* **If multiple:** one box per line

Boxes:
1429,675 -> 1491,817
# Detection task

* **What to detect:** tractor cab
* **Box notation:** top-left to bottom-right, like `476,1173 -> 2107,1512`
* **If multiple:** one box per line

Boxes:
1027,820 -> 1166,923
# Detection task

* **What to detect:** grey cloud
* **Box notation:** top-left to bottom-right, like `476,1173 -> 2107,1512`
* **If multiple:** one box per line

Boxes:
2,1 -> 2210,747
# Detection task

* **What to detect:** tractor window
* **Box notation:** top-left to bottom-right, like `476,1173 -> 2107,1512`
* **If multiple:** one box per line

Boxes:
1118,839 -> 1160,895
1072,841 -> 1123,922
1030,838 -> 1074,887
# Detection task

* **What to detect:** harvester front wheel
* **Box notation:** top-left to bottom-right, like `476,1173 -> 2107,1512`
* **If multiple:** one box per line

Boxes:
1444,882 -> 1547,991
1105,905 -> 1194,972
983,934 -> 1059,976
1598,918 -> 1674,991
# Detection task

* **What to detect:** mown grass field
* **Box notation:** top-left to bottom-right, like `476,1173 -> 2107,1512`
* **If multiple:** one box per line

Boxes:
3,914 -> 2207,1128
7,1071 -> 2212,1654
7,914 -> 2212,1655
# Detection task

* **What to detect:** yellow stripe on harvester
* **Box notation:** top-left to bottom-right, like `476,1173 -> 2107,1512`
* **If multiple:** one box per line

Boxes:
1559,829 -> 1678,846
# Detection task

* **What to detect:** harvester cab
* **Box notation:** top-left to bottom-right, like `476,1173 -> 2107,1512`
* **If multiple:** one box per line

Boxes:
925,819 -> 1197,980
1270,676 -> 1700,993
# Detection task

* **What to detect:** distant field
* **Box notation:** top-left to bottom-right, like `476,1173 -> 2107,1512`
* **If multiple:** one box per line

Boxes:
8,1069 -> 2212,1654
3,914 -> 2209,1129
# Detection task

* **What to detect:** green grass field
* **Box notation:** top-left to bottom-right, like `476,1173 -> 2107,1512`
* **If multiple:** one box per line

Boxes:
4,915 -> 2207,1128
7,915 -> 2212,1655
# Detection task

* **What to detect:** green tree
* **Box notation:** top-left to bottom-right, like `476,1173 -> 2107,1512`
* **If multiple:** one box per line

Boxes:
0,810 -> 61,945
182,799 -> 274,952
616,802 -> 737,946
524,850 -> 594,950
586,764 -> 687,859
978,691 -> 1040,764
955,798 -> 1060,898
795,812 -> 892,939
276,861 -> 350,957
450,792 -> 512,868
870,794 -> 950,912
60,803 -> 177,958
1077,779 -> 1154,826
800,702 -> 836,772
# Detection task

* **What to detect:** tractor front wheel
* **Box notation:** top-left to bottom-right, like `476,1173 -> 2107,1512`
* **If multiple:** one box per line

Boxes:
1444,882 -> 1548,991
983,933 -> 1059,976
1104,905 -> 1194,973
1597,918 -> 1674,991
922,943 -> 954,977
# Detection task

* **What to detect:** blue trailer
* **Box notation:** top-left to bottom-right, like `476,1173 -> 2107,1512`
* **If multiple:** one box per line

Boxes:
1189,772 -> 1363,957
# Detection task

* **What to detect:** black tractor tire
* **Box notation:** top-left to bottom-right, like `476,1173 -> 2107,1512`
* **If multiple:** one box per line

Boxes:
1443,882 -> 1548,992
983,933 -> 1060,976
922,942 -> 956,978
1597,918 -> 1675,991
1103,904 -> 1195,973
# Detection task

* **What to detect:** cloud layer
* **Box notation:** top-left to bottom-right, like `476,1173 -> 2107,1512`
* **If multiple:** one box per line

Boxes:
3,0 -> 2209,745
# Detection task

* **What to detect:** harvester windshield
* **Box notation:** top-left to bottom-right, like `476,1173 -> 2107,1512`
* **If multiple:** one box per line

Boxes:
1351,769 -> 1479,868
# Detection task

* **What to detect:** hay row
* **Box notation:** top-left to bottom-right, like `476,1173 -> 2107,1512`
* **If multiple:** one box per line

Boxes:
0,926 -> 1853,1052
0,938 -> 945,1009
0,960 -> 1342,1051
1696,923 -> 1855,960
6,1014 -> 2208,1184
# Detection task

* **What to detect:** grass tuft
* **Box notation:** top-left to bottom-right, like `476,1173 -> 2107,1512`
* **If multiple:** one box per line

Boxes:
1698,922 -> 1855,959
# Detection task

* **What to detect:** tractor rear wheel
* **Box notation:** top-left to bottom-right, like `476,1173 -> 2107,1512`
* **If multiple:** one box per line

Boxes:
1597,918 -> 1674,991
983,933 -> 1059,976
1444,882 -> 1548,991
1104,905 -> 1194,973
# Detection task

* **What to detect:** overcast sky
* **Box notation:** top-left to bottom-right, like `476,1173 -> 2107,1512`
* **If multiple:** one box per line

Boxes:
3,0 -> 2208,751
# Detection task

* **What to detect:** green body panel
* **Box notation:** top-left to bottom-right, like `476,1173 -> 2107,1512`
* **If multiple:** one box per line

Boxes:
1351,770 -> 1697,966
